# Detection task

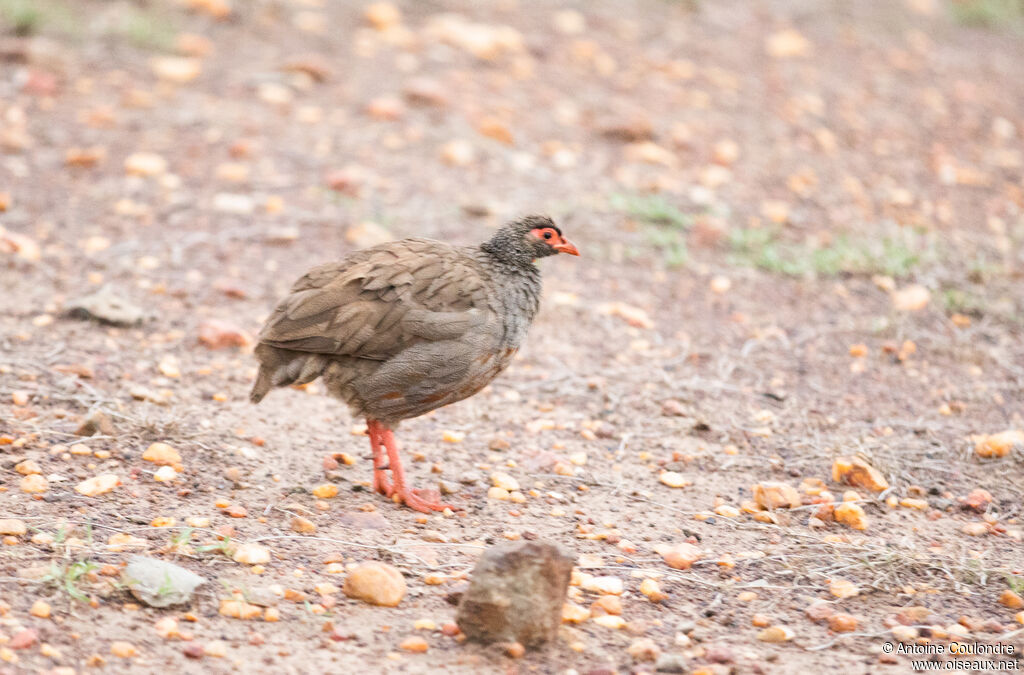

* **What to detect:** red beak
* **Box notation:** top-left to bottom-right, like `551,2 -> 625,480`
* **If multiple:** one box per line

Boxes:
553,238 -> 580,256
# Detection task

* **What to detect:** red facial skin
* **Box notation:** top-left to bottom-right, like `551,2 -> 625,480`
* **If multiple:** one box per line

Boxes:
530,227 -> 580,256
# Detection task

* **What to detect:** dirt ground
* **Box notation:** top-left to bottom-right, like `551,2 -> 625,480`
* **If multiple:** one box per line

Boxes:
2,0 -> 1024,673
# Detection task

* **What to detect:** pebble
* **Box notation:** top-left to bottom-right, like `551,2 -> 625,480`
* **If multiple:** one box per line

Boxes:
659,471 -> 690,488
398,636 -> 428,653
124,152 -> 167,176
20,474 -> 48,493
655,653 -> 689,673
313,484 -> 338,499
110,641 -> 138,658
627,638 -> 661,662
29,600 -> 50,618
233,543 -> 271,565
831,456 -> 889,492
10,628 -> 37,650
834,502 -> 869,529
343,561 -> 406,607
491,472 -> 519,491
657,542 -> 702,570
756,625 -> 794,642
142,442 -> 181,466
219,597 -> 262,619
828,613 -> 859,632
0,519 -> 27,535
751,481 -> 801,509
15,459 -> 41,475
291,516 -> 316,534
75,473 -> 120,496
123,556 -> 206,607
892,284 -> 931,312
153,466 -> 178,482
828,578 -> 860,599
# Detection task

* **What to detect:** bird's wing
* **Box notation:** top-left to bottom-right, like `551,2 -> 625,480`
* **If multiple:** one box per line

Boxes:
257,239 -> 491,360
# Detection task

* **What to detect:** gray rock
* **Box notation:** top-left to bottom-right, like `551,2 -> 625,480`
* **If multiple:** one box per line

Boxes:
456,540 -> 574,648
65,287 -> 146,326
655,653 -> 689,673
122,556 -> 206,607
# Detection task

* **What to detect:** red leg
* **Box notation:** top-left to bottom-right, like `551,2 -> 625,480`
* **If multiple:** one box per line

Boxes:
366,420 -> 393,497
377,425 -> 454,513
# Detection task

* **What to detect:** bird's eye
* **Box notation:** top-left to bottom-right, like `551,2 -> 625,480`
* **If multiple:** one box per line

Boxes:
543,231 -> 552,240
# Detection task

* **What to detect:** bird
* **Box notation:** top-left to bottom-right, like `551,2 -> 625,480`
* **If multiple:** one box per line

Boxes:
250,215 -> 579,513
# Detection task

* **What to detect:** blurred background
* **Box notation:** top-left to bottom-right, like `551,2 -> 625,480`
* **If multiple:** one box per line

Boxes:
1,0 -> 1022,313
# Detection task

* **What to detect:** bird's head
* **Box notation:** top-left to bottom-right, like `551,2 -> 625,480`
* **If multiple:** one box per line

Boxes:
482,215 -> 579,267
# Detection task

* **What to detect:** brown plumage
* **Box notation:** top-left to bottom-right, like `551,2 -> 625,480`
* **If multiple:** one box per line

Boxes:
251,215 -> 579,512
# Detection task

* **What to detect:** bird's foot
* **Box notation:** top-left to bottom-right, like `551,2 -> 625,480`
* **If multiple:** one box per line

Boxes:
392,486 -> 454,513
373,466 -> 393,497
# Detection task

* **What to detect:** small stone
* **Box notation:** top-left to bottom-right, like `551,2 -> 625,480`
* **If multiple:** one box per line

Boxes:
892,284 -> 931,312
291,516 -> 316,534
198,320 -> 251,349
122,556 -> 206,607
153,466 -> 178,483
313,484 -> 338,499
831,456 -> 889,492
751,481 -> 801,509
655,653 -> 689,673
627,638 -> 661,662
828,578 -> 860,599
124,152 -> 167,176
756,625 -> 794,642
828,613 -> 859,632
183,643 -> 204,659
10,628 -> 37,650
765,28 -> 811,59
150,56 -> 201,83
142,442 -> 181,466
219,597 -> 262,619
593,614 -> 626,629
834,502 -> 869,530
233,543 -> 271,565
15,459 -> 41,475
343,561 -> 407,607
365,2 -> 401,30
975,430 -> 1023,458
891,625 -> 918,642
805,600 -> 834,622
963,522 -> 990,536
581,575 -> 624,595
66,286 -> 146,326
657,542 -> 702,570
961,488 -> 993,511
212,193 -> 254,214
29,600 -> 50,618
640,578 -> 667,602
999,590 -> 1024,609
491,472 -> 519,491
441,139 -> 475,166
659,471 -> 690,488
562,603 -> 590,623
0,519 -> 27,535
74,411 -> 115,436
398,636 -> 428,653
456,540 -> 574,647
20,474 -> 48,493
75,473 -> 120,496
110,641 -> 138,658
403,77 -> 448,107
